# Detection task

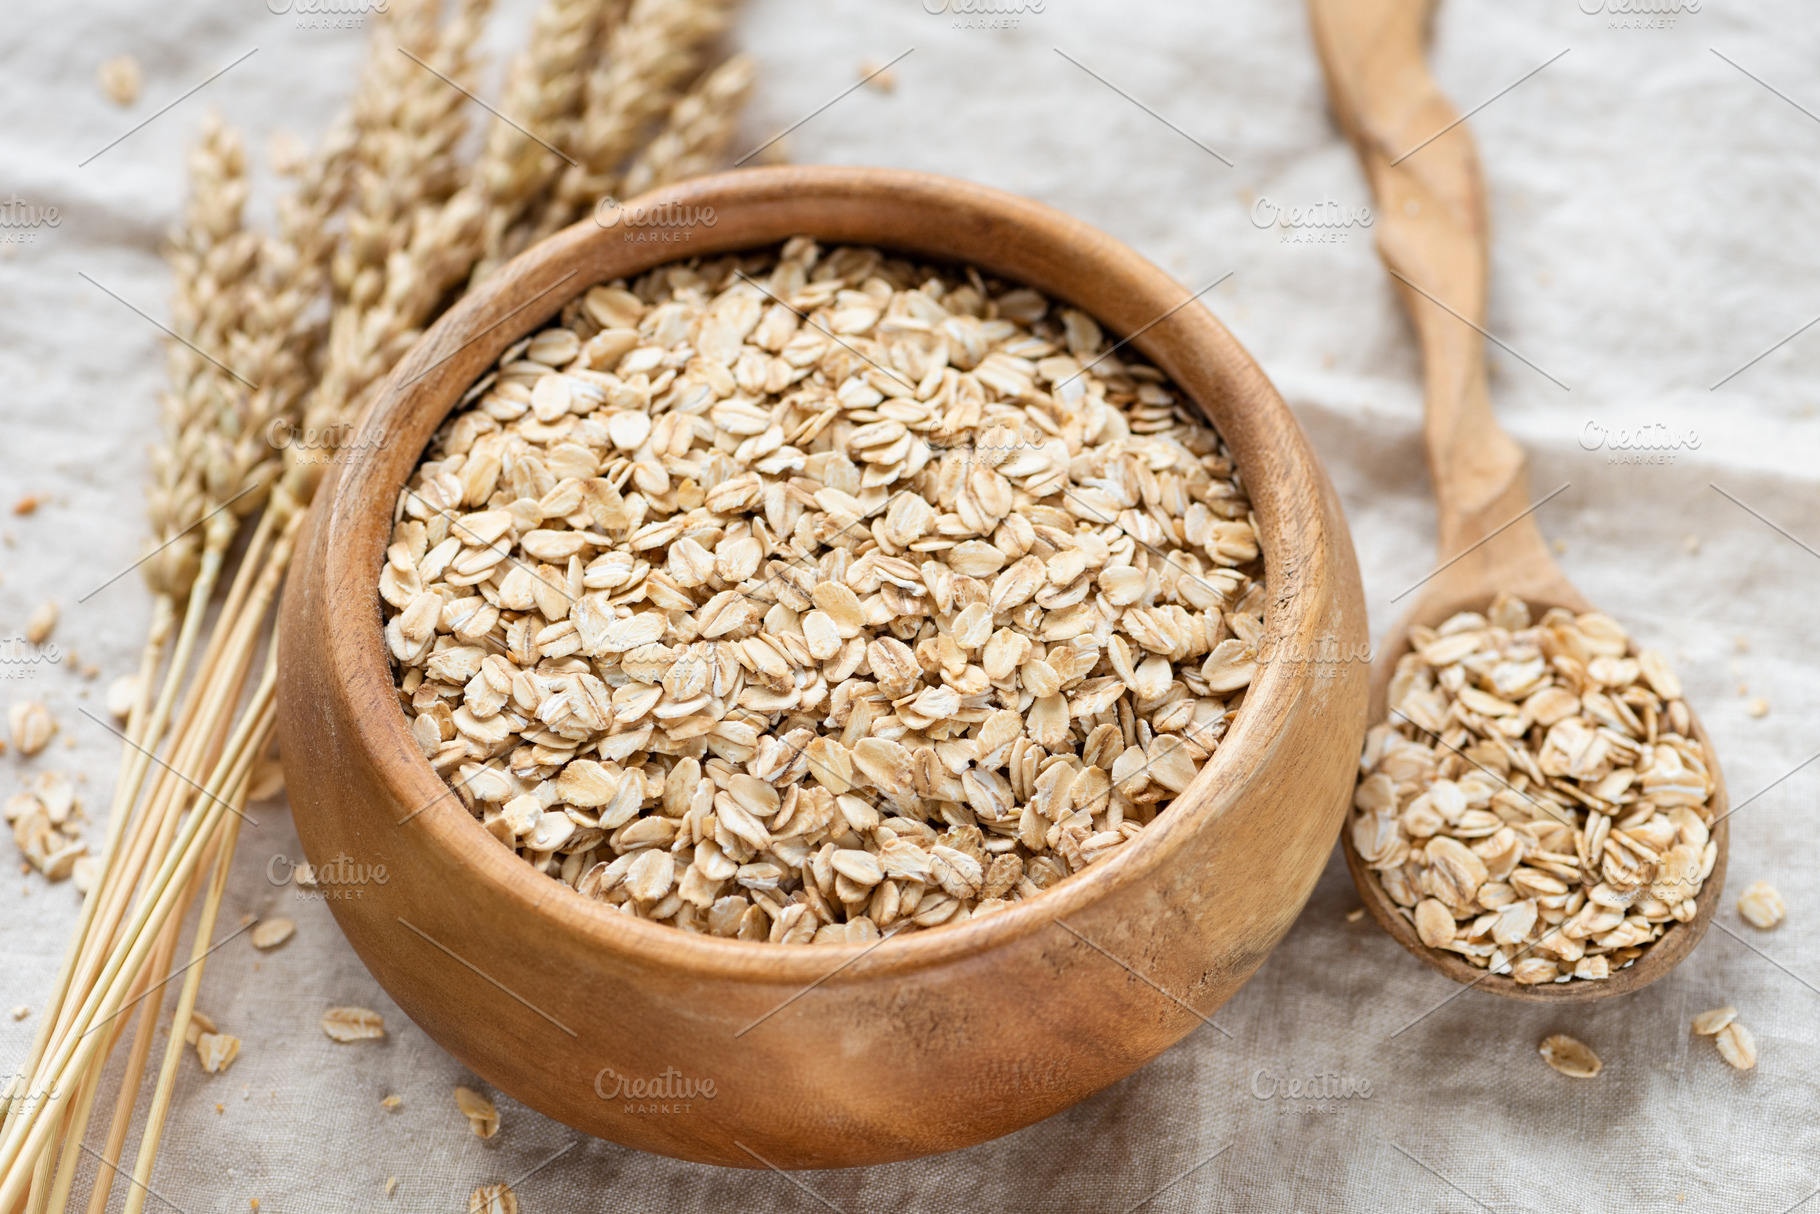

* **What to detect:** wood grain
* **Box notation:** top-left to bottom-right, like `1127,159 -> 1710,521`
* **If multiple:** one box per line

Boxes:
277,165 -> 1369,1165
1309,0 -> 1726,1001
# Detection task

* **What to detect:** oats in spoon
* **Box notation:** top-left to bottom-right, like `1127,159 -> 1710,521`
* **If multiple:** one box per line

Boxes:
1354,593 -> 1716,984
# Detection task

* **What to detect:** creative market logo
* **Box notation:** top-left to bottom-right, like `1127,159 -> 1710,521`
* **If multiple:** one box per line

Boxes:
921,0 -> 1045,31
1250,197 -> 1373,244
592,196 -> 720,245
1578,0 -> 1699,30
1580,420 -> 1700,466
266,0 -> 389,29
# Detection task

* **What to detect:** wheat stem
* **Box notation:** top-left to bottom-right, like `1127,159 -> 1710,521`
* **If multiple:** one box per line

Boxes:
5,511 -> 292,1188
119,757 -> 255,1214
46,912 -> 184,1214
0,594 -> 170,1149
0,682 -> 274,1203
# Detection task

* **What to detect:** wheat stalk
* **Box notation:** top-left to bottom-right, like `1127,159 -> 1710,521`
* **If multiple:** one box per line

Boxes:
290,0 -> 496,470
213,117 -> 359,522
472,0 -> 617,280
535,0 -> 737,238
0,116 -> 258,1198
619,54 -> 755,197
4,0 -> 759,1203
143,114 -> 257,601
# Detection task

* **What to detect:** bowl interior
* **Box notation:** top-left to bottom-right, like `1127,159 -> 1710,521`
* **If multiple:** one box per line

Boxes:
324,165 -> 1351,981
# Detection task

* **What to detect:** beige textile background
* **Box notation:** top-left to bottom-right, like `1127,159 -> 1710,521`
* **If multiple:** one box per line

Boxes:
3,1 -> 1818,1210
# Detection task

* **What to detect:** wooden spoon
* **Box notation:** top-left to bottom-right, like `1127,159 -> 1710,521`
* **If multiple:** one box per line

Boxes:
1307,0 -> 1727,1000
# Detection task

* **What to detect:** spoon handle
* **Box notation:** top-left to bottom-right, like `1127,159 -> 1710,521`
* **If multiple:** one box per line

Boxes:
1307,0 -> 1546,577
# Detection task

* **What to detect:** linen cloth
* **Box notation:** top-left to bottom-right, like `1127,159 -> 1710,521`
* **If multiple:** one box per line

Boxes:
3,1 -> 1817,1209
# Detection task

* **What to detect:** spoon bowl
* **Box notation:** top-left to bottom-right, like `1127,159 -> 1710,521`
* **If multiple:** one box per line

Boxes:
1351,581 -> 1729,1002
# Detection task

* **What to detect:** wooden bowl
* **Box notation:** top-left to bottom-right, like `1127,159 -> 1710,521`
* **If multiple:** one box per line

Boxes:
277,166 -> 1369,1169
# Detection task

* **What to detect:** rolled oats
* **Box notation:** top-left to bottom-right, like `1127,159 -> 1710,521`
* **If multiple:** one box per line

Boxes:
251,918 -> 295,949
97,54 -> 141,106
183,1010 -> 217,1046
9,701 -> 56,757
320,1006 -> 385,1042
1538,1033 -> 1602,1078
1691,1006 -> 1736,1035
24,602 -> 57,646
1736,880 -> 1784,930
106,675 -> 139,722
6,773 -> 85,881
386,241 -> 1264,942
455,1085 -> 501,1138
195,1032 -> 241,1074
1714,1021 -> 1757,1071
1355,594 -> 1717,983
469,1183 -> 516,1214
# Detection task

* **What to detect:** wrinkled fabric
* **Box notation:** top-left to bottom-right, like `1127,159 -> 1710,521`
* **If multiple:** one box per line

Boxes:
2,0 -> 1814,1209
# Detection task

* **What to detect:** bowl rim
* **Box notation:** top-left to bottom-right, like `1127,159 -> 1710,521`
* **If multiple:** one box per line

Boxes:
311,164 -> 1348,982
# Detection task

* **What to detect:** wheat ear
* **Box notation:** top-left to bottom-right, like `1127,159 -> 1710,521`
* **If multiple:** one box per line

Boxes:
619,54 -> 755,196
535,0 -> 736,237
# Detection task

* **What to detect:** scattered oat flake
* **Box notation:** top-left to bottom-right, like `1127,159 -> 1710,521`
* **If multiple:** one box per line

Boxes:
71,855 -> 98,892
1746,697 -> 1769,718
97,54 -> 140,105
1539,1034 -> 1602,1078
1714,1021 -> 1757,1071
469,1183 -> 516,1214
1692,1006 -> 1737,1036
24,601 -> 56,646
858,58 -> 897,92
9,701 -> 56,756
105,675 -> 138,722
1683,534 -> 1700,554
9,1006 -> 27,1021
1737,881 -> 1785,929
1734,635 -> 1750,653
251,917 -> 295,949
196,1032 -> 241,1074
386,1177 -> 398,1197
12,495 -> 38,516
184,1010 -> 217,1045
455,1085 -> 500,1138
381,1094 -> 402,1111
1344,907 -> 1365,922
320,1006 -> 385,1042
